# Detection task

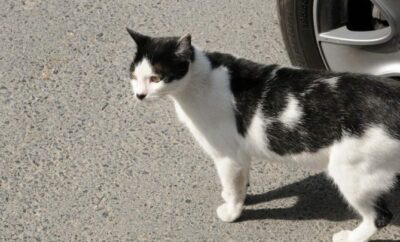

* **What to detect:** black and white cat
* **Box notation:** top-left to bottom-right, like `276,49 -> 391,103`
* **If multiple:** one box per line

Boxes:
127,29 -> 399,242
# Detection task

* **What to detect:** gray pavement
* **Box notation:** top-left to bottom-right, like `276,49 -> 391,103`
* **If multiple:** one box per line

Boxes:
1,0 -> 399,241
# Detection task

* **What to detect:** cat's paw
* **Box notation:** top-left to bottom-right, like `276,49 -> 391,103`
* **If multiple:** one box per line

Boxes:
332,230 -> 352,242
216,203 -> 243,222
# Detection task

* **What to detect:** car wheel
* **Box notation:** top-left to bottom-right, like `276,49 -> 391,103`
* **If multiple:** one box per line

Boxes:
277,0 -> 400,78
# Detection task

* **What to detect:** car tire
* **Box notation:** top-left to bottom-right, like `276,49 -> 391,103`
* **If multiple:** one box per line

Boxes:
277,0 -> 326,70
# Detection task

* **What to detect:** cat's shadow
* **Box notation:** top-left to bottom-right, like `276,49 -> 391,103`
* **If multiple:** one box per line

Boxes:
240,173 -> 400,228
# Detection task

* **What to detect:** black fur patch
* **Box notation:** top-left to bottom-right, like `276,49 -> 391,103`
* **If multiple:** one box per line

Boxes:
128,30 -> 194,83
265,70 -> 400,154
338,75 -> 400,138
373,196 -> 393,228
262,68 -> 342,154
205,51 -> 278,136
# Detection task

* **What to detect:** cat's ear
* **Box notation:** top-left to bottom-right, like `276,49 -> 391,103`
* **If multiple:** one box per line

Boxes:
126,28 -> 149,46
176,33 -> 193,60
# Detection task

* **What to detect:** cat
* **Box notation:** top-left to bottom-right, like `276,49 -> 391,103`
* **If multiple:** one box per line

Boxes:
126,28 -> 400,242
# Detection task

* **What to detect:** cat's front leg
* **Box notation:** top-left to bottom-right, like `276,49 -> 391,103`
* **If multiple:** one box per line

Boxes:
214,156 -> 249,222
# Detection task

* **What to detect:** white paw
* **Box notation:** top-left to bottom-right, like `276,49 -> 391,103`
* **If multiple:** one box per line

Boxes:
332,230 -> 352,242
216,203 -> 243,222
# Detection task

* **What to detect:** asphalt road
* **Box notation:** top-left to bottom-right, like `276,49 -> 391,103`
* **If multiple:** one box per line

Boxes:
1,0 -> 399,241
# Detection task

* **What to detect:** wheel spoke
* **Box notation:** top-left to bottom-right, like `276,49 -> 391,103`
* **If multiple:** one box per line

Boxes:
318,26 -> 391,45
320,42 -> 400,76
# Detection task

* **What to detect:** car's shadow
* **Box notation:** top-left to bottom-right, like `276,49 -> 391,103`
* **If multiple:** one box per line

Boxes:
239,173 -> 400,228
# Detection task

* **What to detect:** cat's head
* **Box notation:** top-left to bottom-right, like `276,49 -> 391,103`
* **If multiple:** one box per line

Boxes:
127,28 -> 194,101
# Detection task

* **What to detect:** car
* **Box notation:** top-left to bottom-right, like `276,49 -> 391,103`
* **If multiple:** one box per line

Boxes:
277,0 -> 400,79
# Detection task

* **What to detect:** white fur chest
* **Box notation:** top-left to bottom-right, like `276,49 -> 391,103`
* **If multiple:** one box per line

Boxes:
173,101 -> 208,145
171,67 -> 240,159
172,95 -> 239,159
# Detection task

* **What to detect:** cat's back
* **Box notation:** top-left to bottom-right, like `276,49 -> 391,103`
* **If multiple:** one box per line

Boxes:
333,73 -> 400,138
204,51 -> 400,142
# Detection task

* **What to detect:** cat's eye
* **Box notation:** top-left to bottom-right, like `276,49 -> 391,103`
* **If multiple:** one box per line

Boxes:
150,75 -> 161,83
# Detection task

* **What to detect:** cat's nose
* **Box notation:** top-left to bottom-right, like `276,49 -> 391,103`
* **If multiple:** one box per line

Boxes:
136,93 -> 147,100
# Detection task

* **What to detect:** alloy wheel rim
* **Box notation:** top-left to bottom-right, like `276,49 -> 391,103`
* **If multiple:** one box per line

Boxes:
313,0 -> 400,77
